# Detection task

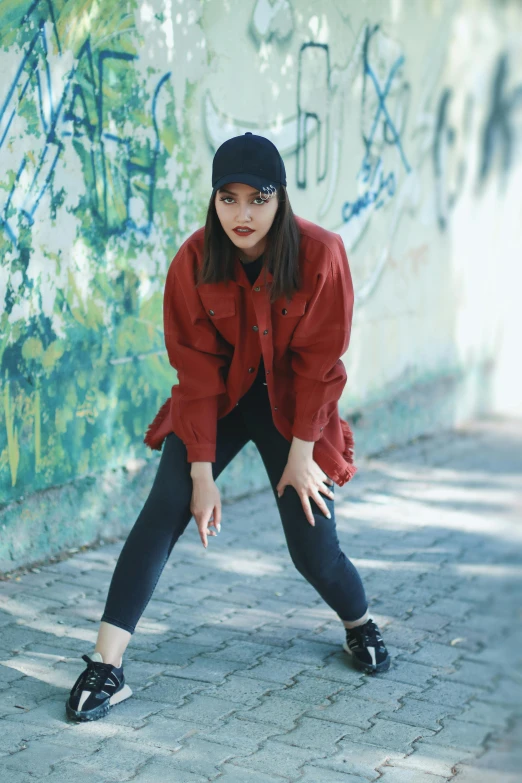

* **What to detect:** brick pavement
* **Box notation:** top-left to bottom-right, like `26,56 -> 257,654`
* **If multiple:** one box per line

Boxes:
0,417 -> 521,782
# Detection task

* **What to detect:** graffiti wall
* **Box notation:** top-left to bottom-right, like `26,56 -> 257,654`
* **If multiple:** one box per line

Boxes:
1,0 -> 521,563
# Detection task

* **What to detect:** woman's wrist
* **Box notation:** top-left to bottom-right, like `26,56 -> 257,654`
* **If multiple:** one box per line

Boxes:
289,436 -> 314,461
190,461 -> 213,479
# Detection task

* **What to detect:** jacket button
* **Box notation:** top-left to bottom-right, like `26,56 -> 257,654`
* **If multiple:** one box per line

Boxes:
274,406 -> 278,411
320,427 -> 323,431
209,309 -> 214,316
282,308 -> 287,315
254,286 -> 260,291
248,367 -> 255,373
266,370 -> 270,375
263,329 -> 268,335
252,325 -> 258,331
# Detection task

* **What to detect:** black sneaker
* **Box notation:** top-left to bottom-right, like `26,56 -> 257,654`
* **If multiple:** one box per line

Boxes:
343,617 -> 391,673
66,652 -> 132,721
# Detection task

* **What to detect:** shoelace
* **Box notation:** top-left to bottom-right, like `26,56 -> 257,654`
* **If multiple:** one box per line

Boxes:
79,654 -> 116,691
348,619 -> 382,647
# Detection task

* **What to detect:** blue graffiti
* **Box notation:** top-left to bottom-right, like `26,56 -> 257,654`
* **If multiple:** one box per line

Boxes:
342,25 -> 411,224
0,0 -> 171,245
342,158 -> 396,222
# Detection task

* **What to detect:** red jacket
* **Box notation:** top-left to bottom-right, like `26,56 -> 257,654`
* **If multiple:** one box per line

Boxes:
144,214 -> 357,486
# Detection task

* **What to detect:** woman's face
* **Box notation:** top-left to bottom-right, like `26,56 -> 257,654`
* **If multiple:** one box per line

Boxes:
215,181 -> 279,260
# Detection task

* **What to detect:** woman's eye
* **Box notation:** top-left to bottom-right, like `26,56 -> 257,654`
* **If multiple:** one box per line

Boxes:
219,197 -> 266,205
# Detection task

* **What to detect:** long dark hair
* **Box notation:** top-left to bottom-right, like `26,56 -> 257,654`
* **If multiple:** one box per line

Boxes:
197,185 -> 301,303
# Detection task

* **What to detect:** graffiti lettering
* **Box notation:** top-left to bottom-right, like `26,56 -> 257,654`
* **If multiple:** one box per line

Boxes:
0,0 -> 171,246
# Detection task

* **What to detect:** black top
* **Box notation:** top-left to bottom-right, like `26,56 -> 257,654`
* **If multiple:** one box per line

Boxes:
240,254 -> 266,387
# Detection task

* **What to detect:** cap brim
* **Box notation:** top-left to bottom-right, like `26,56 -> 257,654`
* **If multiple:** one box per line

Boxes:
212,173 -> 279,196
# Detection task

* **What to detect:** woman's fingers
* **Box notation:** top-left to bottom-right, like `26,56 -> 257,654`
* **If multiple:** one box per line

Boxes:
299,494 -> 316,527
319,481 -> 335,499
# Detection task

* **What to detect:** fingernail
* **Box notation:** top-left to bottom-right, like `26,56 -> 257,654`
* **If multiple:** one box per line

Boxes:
217,524 -> 221,532
326,513 -> 331,519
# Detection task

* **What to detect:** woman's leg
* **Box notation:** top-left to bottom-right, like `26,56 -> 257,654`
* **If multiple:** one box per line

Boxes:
95,403 -> 251,664
240,383 -> 369,623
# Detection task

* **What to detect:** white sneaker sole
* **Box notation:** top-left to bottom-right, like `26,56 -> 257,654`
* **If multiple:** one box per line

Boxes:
110,683 -> 133,705
66,683 -> 133,721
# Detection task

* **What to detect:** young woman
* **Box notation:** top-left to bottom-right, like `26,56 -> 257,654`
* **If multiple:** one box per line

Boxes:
66,132 -> 390,723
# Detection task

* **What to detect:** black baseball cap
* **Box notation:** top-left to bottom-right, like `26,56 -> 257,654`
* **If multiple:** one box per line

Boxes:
212,132 -> 286,198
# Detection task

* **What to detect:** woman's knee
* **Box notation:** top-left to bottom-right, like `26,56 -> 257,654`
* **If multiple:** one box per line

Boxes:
290,546 -> 345,587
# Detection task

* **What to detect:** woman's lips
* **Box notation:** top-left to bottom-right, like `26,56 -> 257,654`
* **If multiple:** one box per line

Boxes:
233,227 -> 255,235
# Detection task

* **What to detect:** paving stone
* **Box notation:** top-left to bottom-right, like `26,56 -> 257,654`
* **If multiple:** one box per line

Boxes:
244,624 -> 302,647
272,714 -> 362,750
213,766 -> 286,783
376,766 -> 448,781
216,640 -> 276,663
202,717 -> 282,752
0,663 -> 26,684
199,673 -> 284,705
50,737 -> 157,780
178,624 -> 251,647
399,641 -> 464,668
453,699 -> 514,727
420,717 -> 496,753
165,736 -> 248,777
418,680 -> 482,707
238,694 -> 308,729
438,659 -> 498,691
3,739 -> 80,776
298,766 -> 369,782
32,763 -> 114,783
391,741 -> 477,777
312,736 -> 406,778
158,656 -> 242,683
376,696 -> 464,730
0,625 -> 48,652
312,654 -> 368,686
359,717 -> 437,752
235,657 -> 312,684
465,675 -> 522,708
280,674 -> 345,703
130,713 -> 201,750
133,675 -> 204,703
353,677 -> 424,705
306,692 -> 383,728
162,693 -> 240,724
405,614 -> 452,632
275,641 -> 341,669
130,758 -> 207,782
126,639 -> 215,666
229,738 -> 327,777
0,685 -> 61,720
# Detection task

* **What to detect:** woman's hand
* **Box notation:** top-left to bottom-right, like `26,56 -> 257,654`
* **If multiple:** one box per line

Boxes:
190,474 -> 221,548
276,453 -> 335,527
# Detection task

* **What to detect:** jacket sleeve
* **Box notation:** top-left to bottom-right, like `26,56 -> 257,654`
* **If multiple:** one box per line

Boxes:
289,234 -> 354,442
163,247 -> 231,463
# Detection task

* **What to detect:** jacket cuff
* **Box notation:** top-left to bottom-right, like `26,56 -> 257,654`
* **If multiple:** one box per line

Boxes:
291,419 -> 326,442
186,443 -> 216,463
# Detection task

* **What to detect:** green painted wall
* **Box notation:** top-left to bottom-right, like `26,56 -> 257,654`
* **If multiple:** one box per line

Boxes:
1,0 -> 206,502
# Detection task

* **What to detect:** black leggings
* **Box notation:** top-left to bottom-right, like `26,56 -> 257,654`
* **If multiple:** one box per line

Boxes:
100,381 -> 368,633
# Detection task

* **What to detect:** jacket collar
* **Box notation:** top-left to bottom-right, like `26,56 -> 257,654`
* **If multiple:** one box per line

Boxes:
233,254 -> 274,289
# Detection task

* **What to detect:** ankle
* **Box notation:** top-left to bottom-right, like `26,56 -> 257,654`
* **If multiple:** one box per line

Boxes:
342,610 -> 370,630
95,650 -> 123,667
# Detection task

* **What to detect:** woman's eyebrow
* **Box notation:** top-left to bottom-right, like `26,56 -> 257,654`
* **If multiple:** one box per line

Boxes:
218,187 -> 260,196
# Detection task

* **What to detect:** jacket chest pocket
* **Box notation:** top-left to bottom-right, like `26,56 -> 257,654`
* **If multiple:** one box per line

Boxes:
198,291 -> 237,342
271,292 -> 308,343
